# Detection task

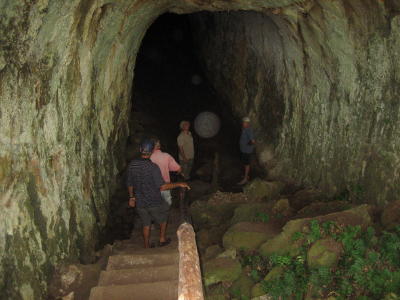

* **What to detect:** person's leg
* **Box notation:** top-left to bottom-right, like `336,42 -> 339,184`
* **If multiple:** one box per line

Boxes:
136,207 -> 152,248
143,225 -> 151,248
159,222 -> 167,243
186,159 -> 194,180
180,160 -> 188,179
149,204 -> 170,245
238,154 -> 250,185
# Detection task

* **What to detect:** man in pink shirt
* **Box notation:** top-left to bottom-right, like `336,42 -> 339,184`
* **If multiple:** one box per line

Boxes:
150,139 -> 182,206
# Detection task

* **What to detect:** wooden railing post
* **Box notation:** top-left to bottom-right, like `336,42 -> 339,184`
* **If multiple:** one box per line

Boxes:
177,222 -> 204,300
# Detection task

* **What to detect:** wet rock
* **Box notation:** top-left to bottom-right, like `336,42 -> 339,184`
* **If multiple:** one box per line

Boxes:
230,203 -> 271,225
260,205 -> 372,257
243,179 -> 285,202
223,222 -> 280,251
381,200 -> 400,230
229,272 -> 254,299
307,238 -> 343,268
203,257 -> 242,286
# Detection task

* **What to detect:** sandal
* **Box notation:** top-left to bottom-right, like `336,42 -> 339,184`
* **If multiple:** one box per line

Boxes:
158,238 -> 171,247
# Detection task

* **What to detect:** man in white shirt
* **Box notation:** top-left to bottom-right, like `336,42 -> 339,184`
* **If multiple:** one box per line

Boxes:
177,120 -> 194,180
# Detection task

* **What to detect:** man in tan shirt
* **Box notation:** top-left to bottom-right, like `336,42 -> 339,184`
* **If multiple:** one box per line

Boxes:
177,120 -> 194,180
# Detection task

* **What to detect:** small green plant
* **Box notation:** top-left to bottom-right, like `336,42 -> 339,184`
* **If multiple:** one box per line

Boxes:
247,223 -> 400,300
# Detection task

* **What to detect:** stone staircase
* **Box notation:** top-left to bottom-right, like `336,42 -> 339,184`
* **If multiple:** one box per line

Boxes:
89,221 -> 180,300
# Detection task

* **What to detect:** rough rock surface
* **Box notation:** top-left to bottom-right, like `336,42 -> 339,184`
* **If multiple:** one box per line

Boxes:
191,4 -> 400,205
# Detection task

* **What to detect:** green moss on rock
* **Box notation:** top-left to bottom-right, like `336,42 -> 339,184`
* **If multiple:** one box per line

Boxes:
229,272 -> 253,299
251,283 -> 266,298
223,222 -> 280,251
230,203 -> 271,225
203,258 -> 242,286
243,179 -> 284,202
307,238 -> 343,268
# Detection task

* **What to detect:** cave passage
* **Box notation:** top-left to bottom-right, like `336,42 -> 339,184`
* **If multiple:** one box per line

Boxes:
129,13 -> 244,186
106,13 -> 250,242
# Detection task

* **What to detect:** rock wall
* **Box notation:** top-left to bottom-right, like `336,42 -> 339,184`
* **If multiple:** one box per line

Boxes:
0,0 -> 292,298
190,1 -> 400,205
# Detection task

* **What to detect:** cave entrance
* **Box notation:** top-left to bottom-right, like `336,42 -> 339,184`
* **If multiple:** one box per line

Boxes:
105,13 -> 250,242
128,13 -> 243,188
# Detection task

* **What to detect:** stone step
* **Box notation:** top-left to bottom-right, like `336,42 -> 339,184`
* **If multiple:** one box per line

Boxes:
112,243 -> 178,255
106,252 -> 179,270
99,264 -> 178,286
89,280 -> 178,300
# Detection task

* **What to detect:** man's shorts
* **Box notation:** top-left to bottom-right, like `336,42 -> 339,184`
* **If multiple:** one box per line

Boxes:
136,203 -> 169,227
240,152 -> 253,165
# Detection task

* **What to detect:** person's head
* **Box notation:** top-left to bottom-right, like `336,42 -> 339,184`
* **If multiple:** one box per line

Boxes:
139,139 -> 155,157
180,120 -> 190,132
153,138 -> 161,150
242,117 -> 251,128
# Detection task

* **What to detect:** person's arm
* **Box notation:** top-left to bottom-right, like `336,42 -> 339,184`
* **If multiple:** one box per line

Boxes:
177,136 -> 188,161
160,182 -> 190,191
168,155 -> 182,174
179,145 -> 187,161
127,186 -> 136,207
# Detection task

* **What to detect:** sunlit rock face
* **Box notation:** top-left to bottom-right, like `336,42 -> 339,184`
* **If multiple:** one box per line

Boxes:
191,1 -> 400,205
0,0 -> 400,298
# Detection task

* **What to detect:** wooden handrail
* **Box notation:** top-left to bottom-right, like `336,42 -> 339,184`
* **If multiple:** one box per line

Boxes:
177,222 -> 204,300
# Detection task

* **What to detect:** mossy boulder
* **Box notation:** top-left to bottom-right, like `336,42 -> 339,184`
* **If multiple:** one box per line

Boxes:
251,283 -> 266,298
243,179 -> 284,202
260,205 -> 372,257
223,222 -> 280,251
259,218 -> 305,257
230,203 -> 271,225
203,258 -> 242,286
229,273 -> 253,299
307,238 -> 343,268
295,201 -> 353,219
381,200 -> 400,230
